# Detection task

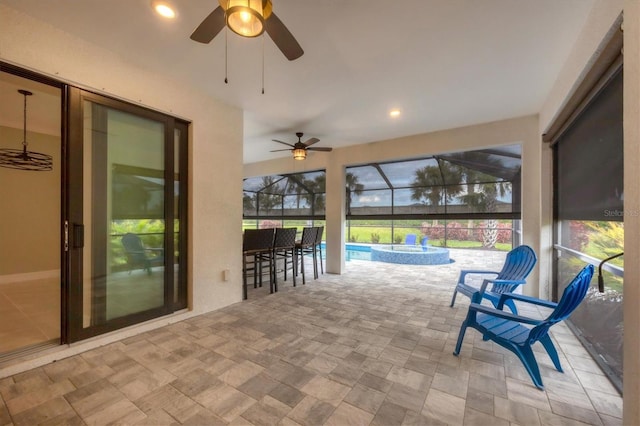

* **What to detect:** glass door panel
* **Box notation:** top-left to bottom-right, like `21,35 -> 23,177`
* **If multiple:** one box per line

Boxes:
67,87 -> 187,343
0,70 -> 62,355
173,124 -> 187,310
82,100 -> 166,327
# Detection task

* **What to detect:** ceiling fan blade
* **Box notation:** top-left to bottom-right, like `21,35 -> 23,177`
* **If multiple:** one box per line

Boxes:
270,149 -> 292,152
272,139 -> 295,148
308,147 -> 332,152
265,12 -> 304,61
190,6 -> 225,43
303,138 -> 320,147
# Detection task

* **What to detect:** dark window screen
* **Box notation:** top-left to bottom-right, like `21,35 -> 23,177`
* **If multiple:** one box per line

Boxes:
556,69 -> 623,221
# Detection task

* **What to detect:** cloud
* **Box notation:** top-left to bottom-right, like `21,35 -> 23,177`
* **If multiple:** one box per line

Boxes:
358,195 -> 381,203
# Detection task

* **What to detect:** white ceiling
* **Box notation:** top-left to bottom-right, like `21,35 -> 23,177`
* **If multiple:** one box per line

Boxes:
0,0 -> 595,163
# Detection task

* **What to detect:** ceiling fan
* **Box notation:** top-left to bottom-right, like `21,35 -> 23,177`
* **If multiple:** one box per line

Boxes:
271,132 -> 332,160
190,0 -> 304,61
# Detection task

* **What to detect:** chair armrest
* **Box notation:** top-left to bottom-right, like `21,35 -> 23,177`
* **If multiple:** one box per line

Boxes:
459,270 -> 499,283
497,293 -> 558,310
468,302 -> 542,326
477,278 -> 526,296
484,279 -> 526,286
456,278 -> 524,301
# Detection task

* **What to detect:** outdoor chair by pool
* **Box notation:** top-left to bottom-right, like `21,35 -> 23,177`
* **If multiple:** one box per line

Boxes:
405,234 -> 417,245
121,233 -> 164,275
420,236 -> 429,250
450,245 -> 537,314
453,264 -> 594,390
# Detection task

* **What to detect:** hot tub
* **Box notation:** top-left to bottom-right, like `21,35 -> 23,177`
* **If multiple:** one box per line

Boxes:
370,245 -> 451,265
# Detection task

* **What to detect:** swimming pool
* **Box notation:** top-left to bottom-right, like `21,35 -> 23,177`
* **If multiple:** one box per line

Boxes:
321,243 -> 452,264
371,245 -> 450,265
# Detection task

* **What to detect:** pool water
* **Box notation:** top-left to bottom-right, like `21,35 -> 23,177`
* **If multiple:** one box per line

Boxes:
320,243 -> 453,264
344,244 -> 371,261
319,243 -> 371,261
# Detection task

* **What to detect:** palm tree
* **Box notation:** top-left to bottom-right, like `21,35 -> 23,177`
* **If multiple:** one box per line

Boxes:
459,179 -> 511,248
257,176 -> 282,214
285,173 -> 306,209
345,172 -> 364,215
411,162 -> 464,225
243,192 -> 255,213
453,152 -> 514,248
302,174 -> 326,213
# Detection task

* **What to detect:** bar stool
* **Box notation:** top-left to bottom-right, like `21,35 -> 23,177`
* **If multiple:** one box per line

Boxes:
242,228 -> 275,300
313,225 -> 324,278
273,227 -> 297,287
295,227 -> 318,285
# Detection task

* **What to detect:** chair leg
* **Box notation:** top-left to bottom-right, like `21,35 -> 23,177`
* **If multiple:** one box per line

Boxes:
301,250 -> 306,285
253,255 -> 259,288
453,320 -> 468,355
502,299 -> 518,315
450,289 -> 458,307
514,345 -> 545,390
319,245 -> 324,274
539,334 -> 563,372
270,253 -> 276,293
272,252 -> 278,288
312,248 -> 318,279
282,254 -> 287,281
292,250 -> 297,287
242,257 -> 248,300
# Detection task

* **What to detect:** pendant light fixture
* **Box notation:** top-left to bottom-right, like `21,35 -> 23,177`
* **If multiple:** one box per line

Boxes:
0,89 -> 53,171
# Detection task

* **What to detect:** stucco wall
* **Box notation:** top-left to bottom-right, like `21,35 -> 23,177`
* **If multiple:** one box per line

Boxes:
623,1 -> 640,422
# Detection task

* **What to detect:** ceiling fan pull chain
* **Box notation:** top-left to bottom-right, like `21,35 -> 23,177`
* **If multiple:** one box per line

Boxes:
224,26 -> 228,84
261,34 -> 265,94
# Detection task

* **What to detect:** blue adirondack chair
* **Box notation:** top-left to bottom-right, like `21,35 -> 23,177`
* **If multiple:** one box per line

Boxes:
405,234 -> 417,245
121,233 -> 164,275
420,236 -> 429,251
449,245 -> 537,314
453,264 -> 594,390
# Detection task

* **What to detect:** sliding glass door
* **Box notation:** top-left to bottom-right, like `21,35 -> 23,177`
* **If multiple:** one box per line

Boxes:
67,88 -> 187,341
0,65 -> 63,357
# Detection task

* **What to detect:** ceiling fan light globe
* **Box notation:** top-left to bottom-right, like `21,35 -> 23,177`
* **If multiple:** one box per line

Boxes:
226,0 -> 265,37
293,148 -> 307,160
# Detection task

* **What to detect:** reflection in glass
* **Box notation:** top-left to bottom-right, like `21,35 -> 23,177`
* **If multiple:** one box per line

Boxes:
83,101 -> 165,326
557,220 -> 623,388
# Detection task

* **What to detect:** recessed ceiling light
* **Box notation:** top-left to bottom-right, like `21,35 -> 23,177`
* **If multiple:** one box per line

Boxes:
389,109 -> 401,118
152,1 -> 176,19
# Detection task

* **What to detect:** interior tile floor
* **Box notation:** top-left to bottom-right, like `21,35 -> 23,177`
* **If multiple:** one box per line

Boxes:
0,249 -> 623,425
0,277 -> 60,355
0,268 -> 167,356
